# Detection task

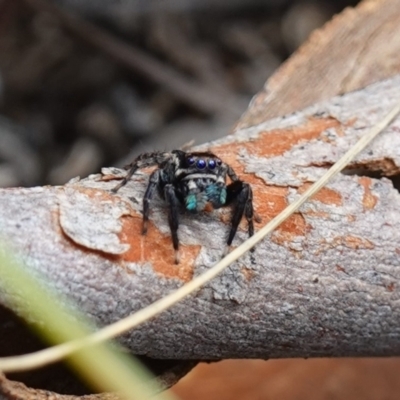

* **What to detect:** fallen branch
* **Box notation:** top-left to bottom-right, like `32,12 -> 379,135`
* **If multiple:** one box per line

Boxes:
1,76 -> 400,368
2,91 -> 399,378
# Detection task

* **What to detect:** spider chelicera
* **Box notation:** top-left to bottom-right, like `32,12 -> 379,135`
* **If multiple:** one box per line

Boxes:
112,150 -> 256,264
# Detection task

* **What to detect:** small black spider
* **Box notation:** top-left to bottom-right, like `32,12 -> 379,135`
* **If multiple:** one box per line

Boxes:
112,150 -> 256,264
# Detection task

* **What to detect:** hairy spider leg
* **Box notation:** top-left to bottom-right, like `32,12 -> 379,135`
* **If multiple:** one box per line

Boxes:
142,169 -> 161,234
226,161 -> 261,225
244,185 -> 255,237
111,164 -> 140,193
111,151 -> 171,193
225,180 -> 254,250
164,184 -> 181,264
226,165 -> 239,182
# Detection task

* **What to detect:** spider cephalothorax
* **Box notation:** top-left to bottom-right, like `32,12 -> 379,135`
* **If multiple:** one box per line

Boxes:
112,150 -> 256,263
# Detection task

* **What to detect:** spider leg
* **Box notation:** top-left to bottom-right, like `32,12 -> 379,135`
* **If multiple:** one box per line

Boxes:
226,165 -> 239,182
244,186 -> 255,237
111,165 -> 139,193
225,180 -> 254,249
142,170 -> 161,234
164,183 -> 181,264
111,151 -> 170,193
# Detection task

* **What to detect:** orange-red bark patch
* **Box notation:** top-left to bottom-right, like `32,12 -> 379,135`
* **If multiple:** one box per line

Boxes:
252,117 -> 337,157
318,235 -> 375,254
271,212 -> 309,248
211,117 -> 341,182
213,117 -> 340,163
358,177 -> 378,210
298,183 -> 342,206
280,213 -> 309,237
253,185 -> 309,241
118,214 -> 199,282
343,235 -> 374,250
241,267 -> 255,282
304,210 -> 330,219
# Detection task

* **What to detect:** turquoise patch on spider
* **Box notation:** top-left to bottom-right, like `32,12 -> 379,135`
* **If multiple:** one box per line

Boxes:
185,194 -> 197,211
206,184 -> 217,198
196,193 -> 208,211
220,187 -> 227,204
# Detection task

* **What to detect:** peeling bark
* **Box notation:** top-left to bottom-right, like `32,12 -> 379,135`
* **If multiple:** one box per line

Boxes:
1,76 -> 400,367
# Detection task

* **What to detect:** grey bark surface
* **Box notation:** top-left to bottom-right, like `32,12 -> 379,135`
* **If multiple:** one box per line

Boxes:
1,76 -> 400,361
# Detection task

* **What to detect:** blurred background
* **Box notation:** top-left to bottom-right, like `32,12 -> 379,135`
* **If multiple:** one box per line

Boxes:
5,1 -> 400,400
0,0 -> 358,188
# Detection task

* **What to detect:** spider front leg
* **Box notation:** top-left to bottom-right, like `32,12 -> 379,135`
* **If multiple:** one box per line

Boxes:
226,165 -> 239,182
164,184 -> 181,264
142,170 -> 161,234
111,151 -> 170,193
225,180 -> 255,251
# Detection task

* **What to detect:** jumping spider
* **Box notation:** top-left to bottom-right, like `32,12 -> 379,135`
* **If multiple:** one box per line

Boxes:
112,150 -> 256,264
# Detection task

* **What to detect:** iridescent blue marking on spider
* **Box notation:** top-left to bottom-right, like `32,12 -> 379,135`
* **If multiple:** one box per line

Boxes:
206,184 -> 226,206
220,187 -> 227,204
185,193 -> 197,211
205,183 -> 217,199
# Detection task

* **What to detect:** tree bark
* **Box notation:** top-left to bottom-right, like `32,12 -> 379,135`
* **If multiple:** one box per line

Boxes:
1,75 -> 400,362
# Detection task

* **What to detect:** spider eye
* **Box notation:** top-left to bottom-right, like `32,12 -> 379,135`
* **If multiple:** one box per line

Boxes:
196,159 -> 206,169
187,157 -> 195,166
216,159 -> 222,166
208,159 -> 216,169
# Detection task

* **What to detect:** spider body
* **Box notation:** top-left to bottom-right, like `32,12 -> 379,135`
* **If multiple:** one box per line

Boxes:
112,150 -> 256,263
